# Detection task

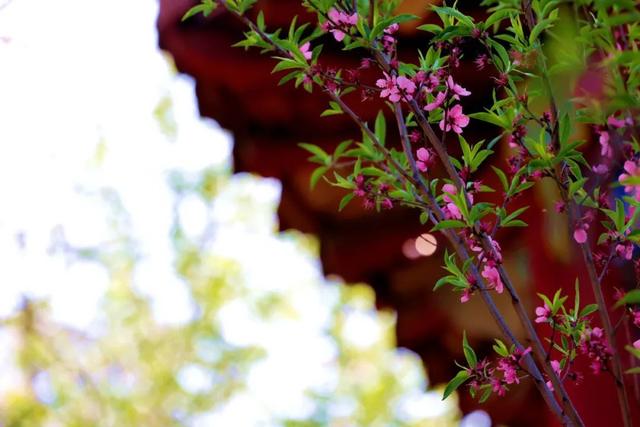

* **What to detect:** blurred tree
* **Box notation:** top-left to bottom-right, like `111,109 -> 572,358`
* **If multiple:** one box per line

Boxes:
0,53 -> 459,426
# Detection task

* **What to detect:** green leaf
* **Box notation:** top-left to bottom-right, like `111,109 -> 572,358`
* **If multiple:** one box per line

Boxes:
419,211 -> 429,224
182,1 -> 216,21
338,192 -> 355,211
333,140 -> 352,160
310,166 -> 328,189
433,275 -> 457,291
492,339 -> 509,357
579,304 -> 598,318
501,206 -> 528,225
559,112 -> 572,145
487,39 -> 510,71
375,111 -> 386,147
502,219 -> 527,227
484,9 -> 513,29
491,166 -> 509,192
471,149 -> 493,172
272,59 -> 304,74
568,178 -> 588,198
320,109 -> 343,117
278,70 -> 299,86
615,199 -> 626,231
529,18 -> 556,45
615,290 -> 640,308
299,143 -> 330,164
431,220 -> 467,231
256,10 -> 265,30
370,14 -> 419,40
443,370 -> 470,400
417,24 -> 442,33
478,386 -> 492,403
462,331 -> 477,368
432,6 -> 474,27
468,111 -> 509,129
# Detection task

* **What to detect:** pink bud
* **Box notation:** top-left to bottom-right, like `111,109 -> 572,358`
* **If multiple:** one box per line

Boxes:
573,228 -> 588,244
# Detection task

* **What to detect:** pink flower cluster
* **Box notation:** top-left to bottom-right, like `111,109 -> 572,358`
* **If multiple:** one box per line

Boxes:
441,183 -> 462,220
423,76 -> 471,134
321,8 -> 358,42
353,175 -> 393,210
579,327 -> 612,374
381,22 -> 399,53
468,347 -> 531,398
376,73 -> 416,103
497,347 -> 531,387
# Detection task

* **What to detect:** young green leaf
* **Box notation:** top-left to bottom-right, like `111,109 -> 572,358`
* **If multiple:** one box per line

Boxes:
443,370 -> 470,400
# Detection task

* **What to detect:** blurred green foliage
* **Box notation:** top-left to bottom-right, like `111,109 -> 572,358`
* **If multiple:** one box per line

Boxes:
0,130 -> 458,427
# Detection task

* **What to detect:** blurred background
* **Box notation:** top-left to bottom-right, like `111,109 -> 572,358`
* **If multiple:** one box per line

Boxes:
0,0 -> 631,425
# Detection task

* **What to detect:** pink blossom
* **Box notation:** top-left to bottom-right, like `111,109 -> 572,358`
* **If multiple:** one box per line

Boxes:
592,164 -> 609,175
416,148 -> 431,172
441,184 -> 463,219
299,42 -> 312,60
384,23 -> 399,34
534,304 -> 551,323
619,160 -> 640,200
460,287 -> 472,303
634,339 -> 640,349
354,175 -> 367,197
573,227 -> 588,244
381,34 -> 396,52
498,358 -> 519,384
472,235 -> 501,263
615,242 -> 633,260
443,203 -> 462,220
440,104 -> 470,134
396,76 -> 416,101
491,377 -> 506,396
474,54 -> 489,71
486,236 -> 502,263
446,75 -> 471,99
632,310 -> 640,327
421,74 -> 439,94
442,183 -> 457,202
546,360 -> 562,391
597,129 -> 612,158
376,73 -> 400,102
607,115 -> 627,129
323,8 -> 358,41
376,73 -> 415,102
590,359 -> 603,374
482,264 -> 504,294
363,197 -> 375,210
424,91 -> 446,111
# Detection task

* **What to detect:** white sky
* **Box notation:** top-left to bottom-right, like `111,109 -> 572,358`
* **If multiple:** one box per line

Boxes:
0,1 -> 485,425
